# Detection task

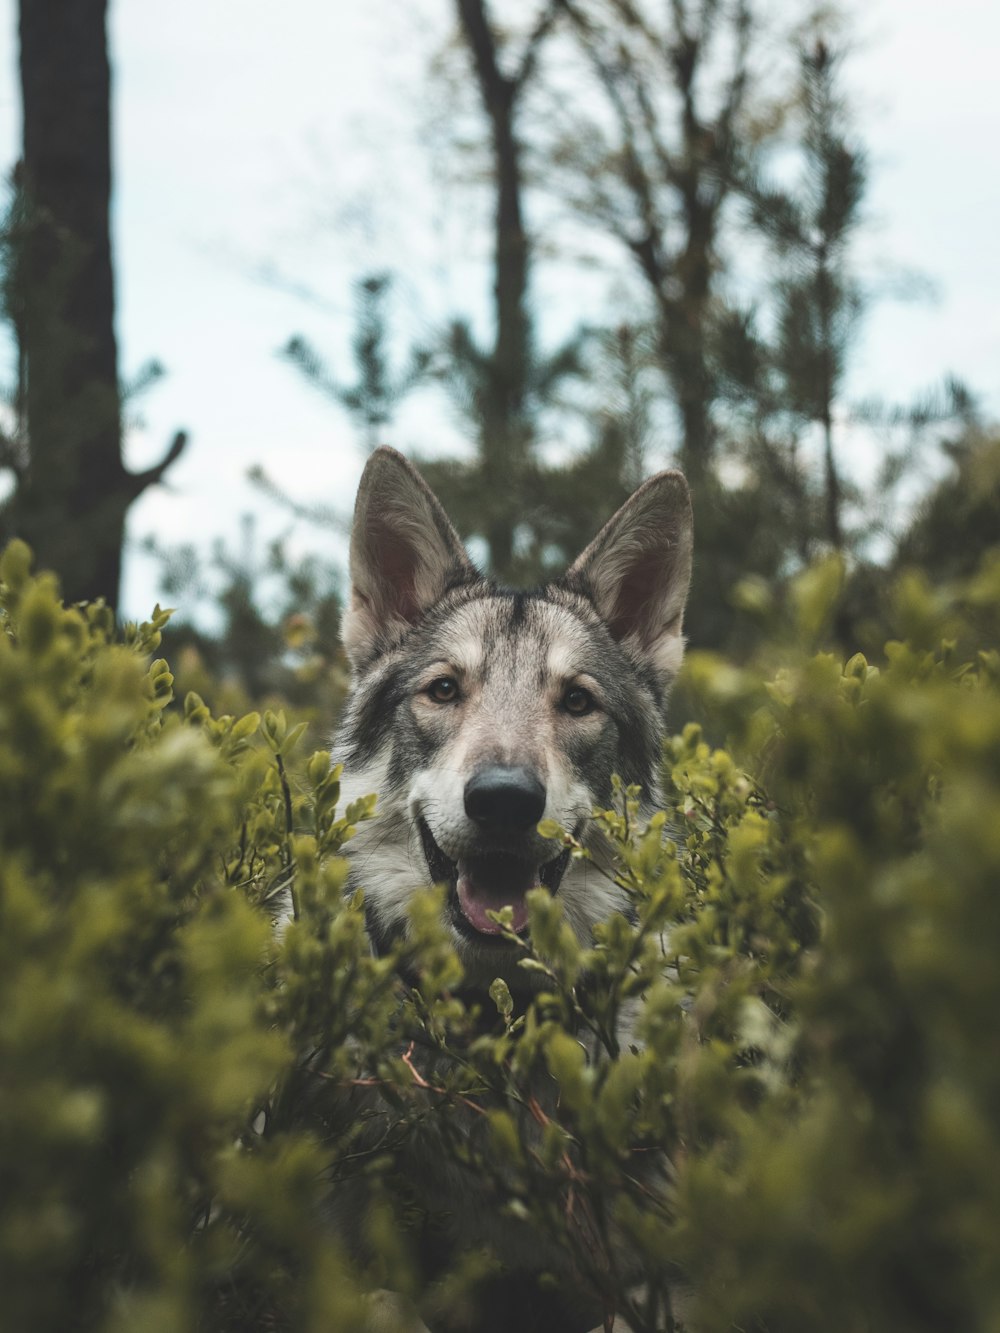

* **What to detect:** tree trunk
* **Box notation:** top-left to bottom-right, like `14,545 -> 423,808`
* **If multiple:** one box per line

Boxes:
15,0 -> 185,609
455,0 -> 533,580
16,0 -> 126,604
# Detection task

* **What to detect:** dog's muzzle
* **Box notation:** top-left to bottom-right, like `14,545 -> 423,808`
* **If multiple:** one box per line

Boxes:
417,790 -> 571,943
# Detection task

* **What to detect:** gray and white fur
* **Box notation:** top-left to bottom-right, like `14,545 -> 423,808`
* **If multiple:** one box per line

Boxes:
336,447 -> 692,992
331,447 -> 693,1332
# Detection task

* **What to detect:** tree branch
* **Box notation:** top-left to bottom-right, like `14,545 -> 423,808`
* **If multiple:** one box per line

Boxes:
455,0 -> 511,126
559,0 -> 669,285
713,0 -> 752,189
126,429 -> 188,501
514,0 -> 562,91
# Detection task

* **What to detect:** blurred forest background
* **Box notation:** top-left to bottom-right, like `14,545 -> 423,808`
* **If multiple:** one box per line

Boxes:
0,0 -> 998,727
2,13 -> 1000,1325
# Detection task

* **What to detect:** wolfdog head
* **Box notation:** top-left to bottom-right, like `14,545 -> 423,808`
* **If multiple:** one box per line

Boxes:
334,448 -> 693,991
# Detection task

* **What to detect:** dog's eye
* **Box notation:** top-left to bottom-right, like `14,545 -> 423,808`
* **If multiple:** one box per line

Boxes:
427,676 -> 460,703
562,685 -> 596,716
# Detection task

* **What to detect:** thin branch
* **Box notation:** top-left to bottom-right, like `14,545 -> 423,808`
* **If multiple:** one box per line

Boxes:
126,429 -> 188,501
247,464 -> 349,533
605,0 -> 660,50
668,0 -> 691,48
629,55 -> 676,185
559,0 -> 668,277
514,0 -> 562,90
275,750 -> 299,922
712,0 -> 753,199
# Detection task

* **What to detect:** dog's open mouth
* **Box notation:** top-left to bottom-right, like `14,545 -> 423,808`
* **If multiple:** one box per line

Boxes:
417,818 -> 570,940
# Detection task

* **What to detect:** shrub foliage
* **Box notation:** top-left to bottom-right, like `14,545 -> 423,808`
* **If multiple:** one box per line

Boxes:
1,537 -> 999,1332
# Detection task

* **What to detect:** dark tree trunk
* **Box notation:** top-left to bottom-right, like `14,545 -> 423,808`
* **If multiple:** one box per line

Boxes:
17,0 -> 124,605
15,0 -> 184,608
455,0 -> 534,580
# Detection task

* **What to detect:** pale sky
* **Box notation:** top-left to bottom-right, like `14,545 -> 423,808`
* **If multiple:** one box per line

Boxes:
1,0 -> 998,621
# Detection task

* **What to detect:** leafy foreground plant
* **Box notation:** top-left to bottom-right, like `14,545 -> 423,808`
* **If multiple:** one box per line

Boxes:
1,538 -> 999,1332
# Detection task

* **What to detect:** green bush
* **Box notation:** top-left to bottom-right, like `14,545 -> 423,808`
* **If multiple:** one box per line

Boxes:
1,537 -> 999,1332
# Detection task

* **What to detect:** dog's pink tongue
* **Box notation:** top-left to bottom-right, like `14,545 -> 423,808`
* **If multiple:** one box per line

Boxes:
456,858 -> 537,935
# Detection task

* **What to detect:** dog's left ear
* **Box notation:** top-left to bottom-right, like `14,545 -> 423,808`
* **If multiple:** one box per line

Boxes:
566,470 -> 693,683
342,447 -> 477,668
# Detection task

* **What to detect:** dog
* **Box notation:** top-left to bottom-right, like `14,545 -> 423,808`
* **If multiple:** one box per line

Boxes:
330,446 -> 693,1332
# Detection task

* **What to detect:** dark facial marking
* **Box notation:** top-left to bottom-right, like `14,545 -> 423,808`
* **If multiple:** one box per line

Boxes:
340,662 -> 409,766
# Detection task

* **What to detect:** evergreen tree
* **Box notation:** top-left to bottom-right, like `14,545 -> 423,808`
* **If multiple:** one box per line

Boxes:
282,272 -> 431,453
738,38 -> 866,554
718,35 -> 972,626
894,421 -> 1000,583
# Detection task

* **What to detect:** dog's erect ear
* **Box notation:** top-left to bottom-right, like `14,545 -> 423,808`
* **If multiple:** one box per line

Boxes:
566,470 -> 693,683
343,447 -> 476,667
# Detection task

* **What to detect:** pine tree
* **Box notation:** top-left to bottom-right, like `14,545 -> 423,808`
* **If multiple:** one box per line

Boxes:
741,38 -> 866,554
282,272 -> 431,453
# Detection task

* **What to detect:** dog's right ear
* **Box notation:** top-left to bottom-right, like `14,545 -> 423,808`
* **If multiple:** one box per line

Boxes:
342,447 -> 476,668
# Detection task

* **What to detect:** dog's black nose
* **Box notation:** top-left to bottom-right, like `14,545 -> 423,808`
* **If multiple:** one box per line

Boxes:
464,765 -> 546,830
